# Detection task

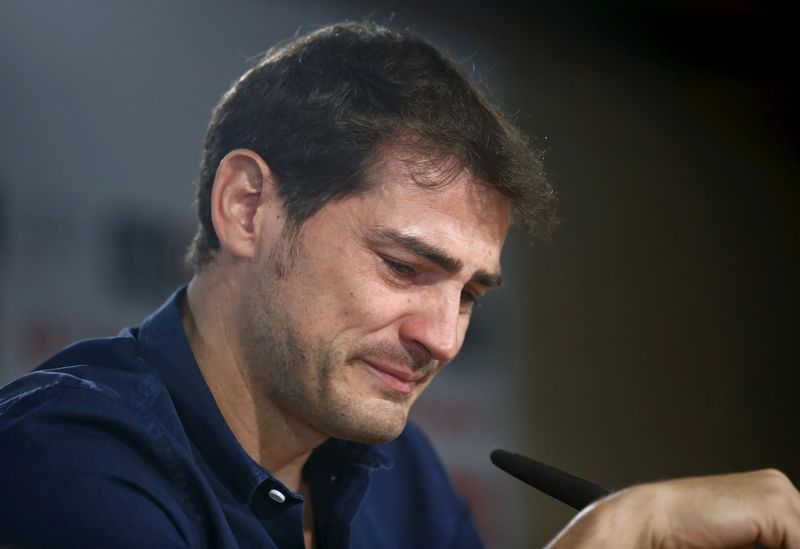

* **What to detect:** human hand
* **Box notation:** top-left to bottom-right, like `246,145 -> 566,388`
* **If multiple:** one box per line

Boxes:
546,469 -> 800,548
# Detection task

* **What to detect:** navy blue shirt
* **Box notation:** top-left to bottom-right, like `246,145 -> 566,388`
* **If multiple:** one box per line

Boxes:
0,288 -> 483,548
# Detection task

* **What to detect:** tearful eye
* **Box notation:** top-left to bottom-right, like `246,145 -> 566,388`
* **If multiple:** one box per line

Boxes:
460,289 -> 480,310
382,257 -> 416,278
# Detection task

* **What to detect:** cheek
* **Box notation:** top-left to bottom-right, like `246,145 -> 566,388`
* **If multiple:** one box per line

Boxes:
287,253 -> 392,336
314,244 -> 395,315
340,279 -> 406,328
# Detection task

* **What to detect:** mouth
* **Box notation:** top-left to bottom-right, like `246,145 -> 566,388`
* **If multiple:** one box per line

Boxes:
357,358 -> 425,394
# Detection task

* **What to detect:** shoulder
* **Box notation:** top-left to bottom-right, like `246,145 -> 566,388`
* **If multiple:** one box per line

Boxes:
0,335 -> 195,547
0,331 -> 189,434
3,332 -> 159,403
0,333 -> 182,444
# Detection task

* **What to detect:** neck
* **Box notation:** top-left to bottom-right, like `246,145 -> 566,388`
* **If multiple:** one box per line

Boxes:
181,271 -> 327,492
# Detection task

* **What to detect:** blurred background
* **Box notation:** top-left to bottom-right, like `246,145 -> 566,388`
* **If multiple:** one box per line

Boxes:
1,1 -> 798,547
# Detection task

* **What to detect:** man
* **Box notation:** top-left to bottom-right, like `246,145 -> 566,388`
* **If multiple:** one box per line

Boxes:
1,21 -> 798,549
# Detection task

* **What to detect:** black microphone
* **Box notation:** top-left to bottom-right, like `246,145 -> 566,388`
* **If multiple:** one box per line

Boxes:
490,449 -> 609,511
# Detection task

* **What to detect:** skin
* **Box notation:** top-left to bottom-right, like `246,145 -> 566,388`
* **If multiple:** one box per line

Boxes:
182,146 -> 510,549
548,470 -> 800,548
182,145 -> 800,549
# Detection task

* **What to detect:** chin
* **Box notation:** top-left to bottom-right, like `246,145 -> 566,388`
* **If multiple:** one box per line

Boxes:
348,425 -> 406,445
326,400 -> 410,445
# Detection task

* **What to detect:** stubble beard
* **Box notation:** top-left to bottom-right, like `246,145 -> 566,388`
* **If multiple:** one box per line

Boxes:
236,272 -> 412,446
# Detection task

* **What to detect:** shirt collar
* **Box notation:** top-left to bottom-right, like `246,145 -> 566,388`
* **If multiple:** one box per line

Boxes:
135,285 -> 392,502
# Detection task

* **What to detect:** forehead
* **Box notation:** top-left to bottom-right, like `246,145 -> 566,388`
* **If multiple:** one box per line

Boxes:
364,148 -> 510,232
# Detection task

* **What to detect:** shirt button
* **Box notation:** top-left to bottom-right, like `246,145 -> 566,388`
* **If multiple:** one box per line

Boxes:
268,489 -> 286,503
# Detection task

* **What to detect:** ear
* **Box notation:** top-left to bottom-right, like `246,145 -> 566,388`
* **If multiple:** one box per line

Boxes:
210,149 -> 285,261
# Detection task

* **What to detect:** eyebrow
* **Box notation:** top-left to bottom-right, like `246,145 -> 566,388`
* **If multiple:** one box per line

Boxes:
371,227 -> 503,288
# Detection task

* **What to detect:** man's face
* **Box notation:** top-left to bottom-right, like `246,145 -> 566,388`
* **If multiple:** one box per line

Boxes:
237,149 -> 511,444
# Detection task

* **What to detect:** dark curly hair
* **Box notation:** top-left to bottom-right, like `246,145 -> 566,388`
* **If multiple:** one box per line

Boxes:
186,21 -> 557,270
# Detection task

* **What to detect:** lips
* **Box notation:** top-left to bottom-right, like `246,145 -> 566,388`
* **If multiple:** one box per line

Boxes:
359,358 -> 426,394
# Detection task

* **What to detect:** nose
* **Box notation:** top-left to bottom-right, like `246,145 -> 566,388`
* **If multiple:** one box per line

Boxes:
398,289 -> 464,363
